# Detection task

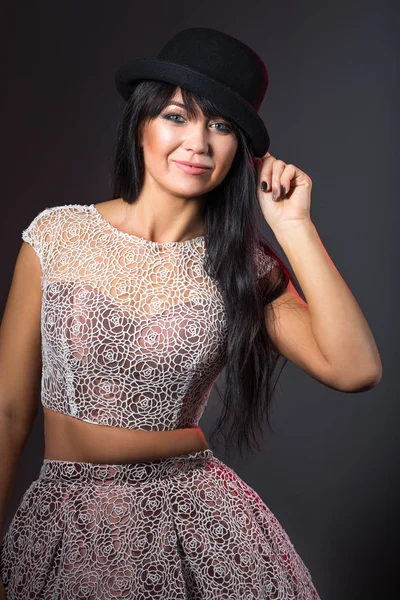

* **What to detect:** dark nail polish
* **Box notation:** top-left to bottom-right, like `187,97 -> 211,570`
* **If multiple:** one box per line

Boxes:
261,181 -> 268,192
281,185 -> 286,199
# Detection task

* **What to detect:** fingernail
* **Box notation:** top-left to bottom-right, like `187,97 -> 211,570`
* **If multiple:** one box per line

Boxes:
261,181 -> 268,192
272,189 -> 277,202
281,185 -> 286,199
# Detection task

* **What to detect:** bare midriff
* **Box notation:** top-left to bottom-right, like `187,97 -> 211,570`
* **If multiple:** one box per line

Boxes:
43,407 -> 210,464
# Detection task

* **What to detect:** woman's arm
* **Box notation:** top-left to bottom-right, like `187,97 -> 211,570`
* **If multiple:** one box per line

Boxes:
0,241 -> 42,538
266,219 -> 382,392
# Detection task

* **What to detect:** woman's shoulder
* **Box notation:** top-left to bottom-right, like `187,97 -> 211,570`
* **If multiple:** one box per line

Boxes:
24,202 -> 91,224
21,203 -> 92,251
253,241 -> 280,279
40,202 -> 92,218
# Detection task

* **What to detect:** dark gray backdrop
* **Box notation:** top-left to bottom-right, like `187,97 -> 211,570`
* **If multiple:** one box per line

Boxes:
1,1 -> 397,598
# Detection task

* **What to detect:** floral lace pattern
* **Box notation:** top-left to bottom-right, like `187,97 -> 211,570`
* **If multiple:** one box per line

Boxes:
0,450 -> 320,599
18,203 -> 277,431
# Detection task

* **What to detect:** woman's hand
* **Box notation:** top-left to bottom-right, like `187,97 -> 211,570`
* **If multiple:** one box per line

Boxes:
255,152 -> 313,234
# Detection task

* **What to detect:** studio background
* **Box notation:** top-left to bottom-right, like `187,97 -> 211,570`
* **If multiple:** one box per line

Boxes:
0,1 -> 397,598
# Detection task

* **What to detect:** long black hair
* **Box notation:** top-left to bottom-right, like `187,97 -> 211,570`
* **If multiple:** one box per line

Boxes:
111,79 -> 298,461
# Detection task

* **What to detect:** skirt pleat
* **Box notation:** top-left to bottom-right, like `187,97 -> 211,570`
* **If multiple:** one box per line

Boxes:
0,449 -> 321,599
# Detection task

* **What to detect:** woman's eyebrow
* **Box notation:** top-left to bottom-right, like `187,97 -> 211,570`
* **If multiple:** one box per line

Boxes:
166,102 -> 186,108
165,102 -> 209,115
165,102 -> 226,122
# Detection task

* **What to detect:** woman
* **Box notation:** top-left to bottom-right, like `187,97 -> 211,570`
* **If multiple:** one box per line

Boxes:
0,28 -> 381,599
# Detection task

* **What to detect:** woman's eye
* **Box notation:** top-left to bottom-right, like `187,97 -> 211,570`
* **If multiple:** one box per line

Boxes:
162,113 -> 232,133
212,122 -> 232,133
163,113 -> 185,123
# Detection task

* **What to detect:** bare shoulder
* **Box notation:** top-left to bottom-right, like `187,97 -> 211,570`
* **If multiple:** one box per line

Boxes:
93,198 -> 123,218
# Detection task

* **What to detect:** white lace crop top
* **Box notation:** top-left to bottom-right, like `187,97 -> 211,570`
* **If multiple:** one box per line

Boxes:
21,203 -> 277,431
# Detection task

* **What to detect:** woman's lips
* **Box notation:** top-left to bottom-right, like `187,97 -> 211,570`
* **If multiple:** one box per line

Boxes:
173,161 -> 211,175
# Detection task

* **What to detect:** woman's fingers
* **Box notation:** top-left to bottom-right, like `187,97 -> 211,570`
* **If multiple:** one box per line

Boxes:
259,155 -> 288,200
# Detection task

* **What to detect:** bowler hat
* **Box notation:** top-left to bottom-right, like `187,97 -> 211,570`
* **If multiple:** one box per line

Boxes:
114,27 -> 270,157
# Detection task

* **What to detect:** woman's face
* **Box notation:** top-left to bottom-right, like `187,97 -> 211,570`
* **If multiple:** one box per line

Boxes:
139,90 -> 239,198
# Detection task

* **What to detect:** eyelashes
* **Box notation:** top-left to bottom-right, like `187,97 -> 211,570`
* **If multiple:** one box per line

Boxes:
162,113 -> 233,133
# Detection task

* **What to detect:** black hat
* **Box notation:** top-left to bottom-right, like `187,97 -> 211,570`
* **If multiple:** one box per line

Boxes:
114,27 -> 270,157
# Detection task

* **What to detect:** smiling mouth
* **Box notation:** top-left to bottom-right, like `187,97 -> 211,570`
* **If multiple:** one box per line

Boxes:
173,161 -> 211,175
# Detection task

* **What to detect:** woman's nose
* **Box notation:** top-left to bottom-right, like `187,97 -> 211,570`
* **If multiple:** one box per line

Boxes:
182,124 -> 210,153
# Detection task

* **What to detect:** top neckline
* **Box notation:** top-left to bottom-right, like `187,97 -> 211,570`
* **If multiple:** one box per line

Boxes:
88,203 -> 205,248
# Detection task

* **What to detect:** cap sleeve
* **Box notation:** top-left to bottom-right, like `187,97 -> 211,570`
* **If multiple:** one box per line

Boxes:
254,244 -> 279,279
254,242 -> 291,306
21,206 -> 57,270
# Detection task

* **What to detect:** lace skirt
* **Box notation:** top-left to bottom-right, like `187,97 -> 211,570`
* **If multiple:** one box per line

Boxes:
0,449 -> 321,599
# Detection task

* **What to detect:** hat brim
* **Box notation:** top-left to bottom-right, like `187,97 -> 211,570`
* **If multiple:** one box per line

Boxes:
114,58 -> 270,157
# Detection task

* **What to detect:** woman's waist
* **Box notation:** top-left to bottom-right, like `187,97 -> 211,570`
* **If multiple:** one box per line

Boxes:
39,447 -> 215,485
43,406 -> 209,464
